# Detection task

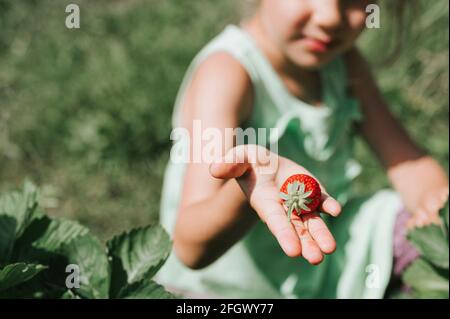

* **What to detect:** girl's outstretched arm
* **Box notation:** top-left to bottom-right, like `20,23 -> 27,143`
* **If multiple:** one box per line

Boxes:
173,52 -> 256,269
345,48 -> 449,227
172,53 -> 341,269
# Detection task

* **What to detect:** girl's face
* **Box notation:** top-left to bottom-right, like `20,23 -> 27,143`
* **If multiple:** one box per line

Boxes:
258,0 -> 372,68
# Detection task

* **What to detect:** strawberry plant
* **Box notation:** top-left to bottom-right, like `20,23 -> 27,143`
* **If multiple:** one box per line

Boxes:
402,201 -> 449,298
0,181 -> 176,299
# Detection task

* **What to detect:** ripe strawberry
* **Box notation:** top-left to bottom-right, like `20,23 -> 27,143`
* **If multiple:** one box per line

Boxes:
279,174 -> 321,222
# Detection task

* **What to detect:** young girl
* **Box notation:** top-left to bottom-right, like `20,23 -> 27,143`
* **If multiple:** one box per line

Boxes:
155,0 -> 449,298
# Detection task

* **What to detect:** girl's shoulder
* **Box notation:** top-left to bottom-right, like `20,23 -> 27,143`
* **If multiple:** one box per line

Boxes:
192,25 -> 261,86
172,25 -> 258,128
197,25 -> 254,60
193,50 -> 254,112
180,46 -> 255,126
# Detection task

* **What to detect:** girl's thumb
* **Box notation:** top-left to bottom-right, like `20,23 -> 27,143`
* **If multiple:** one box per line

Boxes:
209,145 -> 252,179
209,161 -> 250,179
210,145 -> 274,179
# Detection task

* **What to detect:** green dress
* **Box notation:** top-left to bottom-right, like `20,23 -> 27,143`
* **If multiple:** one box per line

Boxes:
155,25 -> 402,299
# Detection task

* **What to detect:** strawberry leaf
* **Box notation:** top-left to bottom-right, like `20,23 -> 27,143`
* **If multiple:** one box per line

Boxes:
32,219 -> 89,253
60,234 -> 110,299
407,224 -> 449,269
107,225 -> 171,297
402,258 -> 448,298
0,215 -> 16,264
0,180 -> 38,240
117,279 -> 177,299
0,263 -> 47,292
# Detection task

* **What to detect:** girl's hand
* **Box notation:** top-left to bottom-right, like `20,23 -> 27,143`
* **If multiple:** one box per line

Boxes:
407,186 -> 449,229
210,145 -> 342,265
343,50 -> 448,229
388,156 -> 449,229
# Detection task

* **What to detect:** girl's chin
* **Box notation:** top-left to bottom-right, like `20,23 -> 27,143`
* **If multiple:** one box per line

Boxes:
288,51 -> 334,69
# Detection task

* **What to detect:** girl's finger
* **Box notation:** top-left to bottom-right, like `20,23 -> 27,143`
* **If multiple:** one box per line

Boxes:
406,216 -> 416,230
302,213 -> 336,254
290,214 -> 323,265
421,209 -> 441,226
424,197 -> 443,214
319,192 -> 342,217
254,196 -> 302,258
303,174 -> 341,217
412,209 -> 429,228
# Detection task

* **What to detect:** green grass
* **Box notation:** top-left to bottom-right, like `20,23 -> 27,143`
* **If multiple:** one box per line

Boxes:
0,0 -> 448,240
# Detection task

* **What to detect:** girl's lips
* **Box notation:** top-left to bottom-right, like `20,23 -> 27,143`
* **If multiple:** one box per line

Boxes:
302,38 -> 332,53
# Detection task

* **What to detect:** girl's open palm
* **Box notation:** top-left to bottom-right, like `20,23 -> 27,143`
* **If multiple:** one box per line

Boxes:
210,145 -> 342,265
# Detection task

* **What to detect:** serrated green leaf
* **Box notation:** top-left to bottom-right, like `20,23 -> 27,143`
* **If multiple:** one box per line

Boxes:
388,290 -> 413,299
33,219 -> 89,253
0,215 -> 17,264
30,207 -> 47,223
60,234 -> 110,299
403,258 -> 449,298
60,289 -> 80,299
107,225 -> 171,296
0,263 -> 47,292
407,225 -> 449,269
414,289 -> 449,299
0,182 -> 38,239
117,279 -> 177,299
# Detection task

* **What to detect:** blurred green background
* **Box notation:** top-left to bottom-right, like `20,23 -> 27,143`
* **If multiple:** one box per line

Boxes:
0,0 -> 448,241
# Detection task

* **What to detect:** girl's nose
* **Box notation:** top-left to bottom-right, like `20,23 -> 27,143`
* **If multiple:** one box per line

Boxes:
312,0 -> 343,33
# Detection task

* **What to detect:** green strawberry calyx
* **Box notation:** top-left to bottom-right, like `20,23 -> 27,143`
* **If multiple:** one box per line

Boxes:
279,181 -> 312,222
